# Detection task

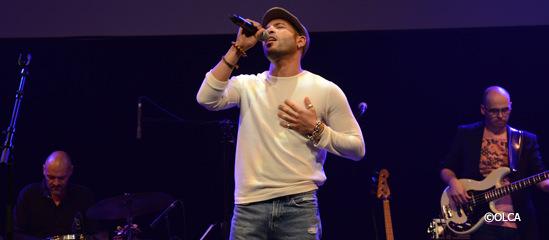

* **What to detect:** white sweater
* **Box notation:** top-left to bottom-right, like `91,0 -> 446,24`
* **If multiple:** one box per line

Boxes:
197,70 -> 365,204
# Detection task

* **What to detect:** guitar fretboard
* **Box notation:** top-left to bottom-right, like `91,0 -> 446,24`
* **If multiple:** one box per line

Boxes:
382,199 -> 394,240
485,170 -> 549,201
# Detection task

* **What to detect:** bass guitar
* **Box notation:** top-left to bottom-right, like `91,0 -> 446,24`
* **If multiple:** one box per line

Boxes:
440,167 -> 549,234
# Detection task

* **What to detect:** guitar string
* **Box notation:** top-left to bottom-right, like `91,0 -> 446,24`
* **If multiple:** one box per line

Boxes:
463,171 -> 548,207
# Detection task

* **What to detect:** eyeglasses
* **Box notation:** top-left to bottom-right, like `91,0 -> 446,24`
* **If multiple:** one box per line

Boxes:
485,107 -> 510,116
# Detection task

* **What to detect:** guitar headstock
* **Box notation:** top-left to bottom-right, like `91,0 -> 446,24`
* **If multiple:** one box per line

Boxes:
376,169 -> 391,200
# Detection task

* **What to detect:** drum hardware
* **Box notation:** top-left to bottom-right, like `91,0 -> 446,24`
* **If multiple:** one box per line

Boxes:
113,224 -> 142,240
149,199 -> 183,240
86,192 -> 174,220
86,192 -> 174,240
71,212 -> 84,240
46,234 -> 97,240
427,217 -> 471,239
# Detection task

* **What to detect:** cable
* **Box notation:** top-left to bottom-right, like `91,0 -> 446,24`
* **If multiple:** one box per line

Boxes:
139,96 -> 232,125
179,200 -> 187,240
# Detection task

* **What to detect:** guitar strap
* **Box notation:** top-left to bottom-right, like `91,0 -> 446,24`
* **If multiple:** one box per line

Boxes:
508,126 -> 523,171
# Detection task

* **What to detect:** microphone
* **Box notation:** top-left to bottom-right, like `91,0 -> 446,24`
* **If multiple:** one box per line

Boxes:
137,98 -> 142,139
150,200 -> 179,229
71,212 -> 83,239
229,14 -> 269,42
355,102 -> 367,120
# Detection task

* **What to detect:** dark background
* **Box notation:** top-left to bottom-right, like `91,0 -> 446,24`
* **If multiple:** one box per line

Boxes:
1,25 -> 549,239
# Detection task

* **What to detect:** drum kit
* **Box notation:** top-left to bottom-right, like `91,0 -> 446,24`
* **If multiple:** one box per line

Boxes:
47,234 -> 96,240
48,192 -> 175,240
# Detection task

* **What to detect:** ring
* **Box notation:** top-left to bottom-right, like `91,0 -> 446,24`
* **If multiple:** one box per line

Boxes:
287,123 -> 291,129
307,104 -> 313,109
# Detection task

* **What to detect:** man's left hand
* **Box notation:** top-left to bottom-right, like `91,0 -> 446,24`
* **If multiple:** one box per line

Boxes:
278,97 -> 318,134
537,179 -> 549,193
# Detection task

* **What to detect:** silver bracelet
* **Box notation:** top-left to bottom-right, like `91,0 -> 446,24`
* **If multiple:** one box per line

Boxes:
308,120 -> 322,141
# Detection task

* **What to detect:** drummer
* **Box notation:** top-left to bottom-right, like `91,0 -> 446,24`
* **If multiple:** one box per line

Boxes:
13,151 -> 100,240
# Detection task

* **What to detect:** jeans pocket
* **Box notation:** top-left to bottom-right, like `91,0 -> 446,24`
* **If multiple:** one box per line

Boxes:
291,195 -> 318,208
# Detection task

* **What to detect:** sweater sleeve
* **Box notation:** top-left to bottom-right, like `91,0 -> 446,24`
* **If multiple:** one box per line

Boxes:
196,71 -> 241,110
314,83 -> 365,161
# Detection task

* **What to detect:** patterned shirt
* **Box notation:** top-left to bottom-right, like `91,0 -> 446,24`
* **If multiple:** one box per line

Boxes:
480,127 -> 516,228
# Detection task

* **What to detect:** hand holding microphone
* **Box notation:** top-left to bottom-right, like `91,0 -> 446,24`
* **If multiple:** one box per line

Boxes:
229,14 -> 267,52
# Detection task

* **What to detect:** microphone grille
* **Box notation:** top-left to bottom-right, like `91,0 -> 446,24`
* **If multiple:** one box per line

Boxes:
358,102 -> 367,110
258,31 -> 269,42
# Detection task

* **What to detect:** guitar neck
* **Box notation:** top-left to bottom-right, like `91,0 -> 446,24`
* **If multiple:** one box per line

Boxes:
486,170 -> 549,201
382,199 -> 394,240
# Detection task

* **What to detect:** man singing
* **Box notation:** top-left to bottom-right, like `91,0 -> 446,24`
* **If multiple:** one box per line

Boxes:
197,7 -> 365,239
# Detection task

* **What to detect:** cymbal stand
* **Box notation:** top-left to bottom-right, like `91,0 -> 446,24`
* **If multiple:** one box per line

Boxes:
1,54 -> 31,240
165,216 -> 172,240
126,198 -> 134,240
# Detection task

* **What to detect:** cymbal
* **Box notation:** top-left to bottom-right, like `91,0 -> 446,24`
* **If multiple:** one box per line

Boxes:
86,192 -> 174,220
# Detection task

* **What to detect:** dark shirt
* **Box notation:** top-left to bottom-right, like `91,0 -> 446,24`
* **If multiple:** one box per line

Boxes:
13,180 -> 99,240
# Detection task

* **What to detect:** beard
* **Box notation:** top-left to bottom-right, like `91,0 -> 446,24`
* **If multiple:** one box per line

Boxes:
49,184 -> 65,196
263,39 -> 296,62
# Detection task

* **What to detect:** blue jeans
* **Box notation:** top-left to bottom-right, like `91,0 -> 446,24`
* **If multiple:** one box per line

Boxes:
471,224 -> 521,240
230,190 -> 322,240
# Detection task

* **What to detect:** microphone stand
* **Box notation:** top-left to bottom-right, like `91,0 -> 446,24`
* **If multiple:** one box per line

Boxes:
126,200 -> 134,240
150,200 -> 180,240
1,54 -> 31,240
220,120 -> 235,240
165,216 -> 171,240
72,212 -> 84,240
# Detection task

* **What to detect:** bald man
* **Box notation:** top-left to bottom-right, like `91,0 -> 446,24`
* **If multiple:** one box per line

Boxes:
13,151 -> 99,240
440,86 -> 549,240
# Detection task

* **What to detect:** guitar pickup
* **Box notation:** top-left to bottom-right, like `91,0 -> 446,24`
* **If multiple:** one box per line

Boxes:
456,205 -> 463,217
465,205 -> 473,214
